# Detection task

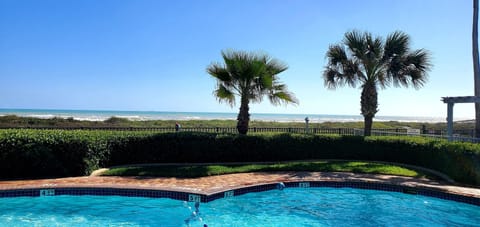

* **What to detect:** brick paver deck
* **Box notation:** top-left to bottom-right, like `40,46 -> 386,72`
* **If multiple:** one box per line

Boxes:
1,172 -> 479,199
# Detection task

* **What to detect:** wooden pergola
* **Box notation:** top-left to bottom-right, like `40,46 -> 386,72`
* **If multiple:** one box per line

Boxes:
441,96 -> 480,140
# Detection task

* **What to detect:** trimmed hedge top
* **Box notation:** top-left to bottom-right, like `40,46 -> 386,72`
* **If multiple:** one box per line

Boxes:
0,129 -> 479,186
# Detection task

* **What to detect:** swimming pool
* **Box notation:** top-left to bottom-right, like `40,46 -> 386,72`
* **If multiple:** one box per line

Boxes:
1,187 -> 479,226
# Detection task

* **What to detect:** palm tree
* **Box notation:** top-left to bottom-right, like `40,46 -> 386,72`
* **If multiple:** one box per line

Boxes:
207,50 -> 298,134
323,30 -> 432,136
473,0 -> 480,138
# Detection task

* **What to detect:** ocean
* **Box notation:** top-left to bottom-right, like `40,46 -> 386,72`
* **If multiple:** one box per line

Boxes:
0,109 -> 450,123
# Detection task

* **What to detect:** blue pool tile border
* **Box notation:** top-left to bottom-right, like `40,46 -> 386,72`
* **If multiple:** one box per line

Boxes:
0,181 -> 479,206
0,187 -> 203,202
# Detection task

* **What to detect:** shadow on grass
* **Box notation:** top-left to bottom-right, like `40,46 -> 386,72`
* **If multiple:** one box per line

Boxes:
102,161 -> 437,180
105,166 -> 212,178
281,171 -> 445,186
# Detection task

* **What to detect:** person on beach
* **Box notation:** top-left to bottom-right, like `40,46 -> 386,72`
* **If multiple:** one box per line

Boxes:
175,122 -> 181,132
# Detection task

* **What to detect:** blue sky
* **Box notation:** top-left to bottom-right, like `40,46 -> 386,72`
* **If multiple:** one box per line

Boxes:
0,0 -> 476,118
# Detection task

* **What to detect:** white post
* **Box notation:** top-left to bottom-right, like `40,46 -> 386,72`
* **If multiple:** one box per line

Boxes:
305,117 -> 310,134
446,102 -> 454,141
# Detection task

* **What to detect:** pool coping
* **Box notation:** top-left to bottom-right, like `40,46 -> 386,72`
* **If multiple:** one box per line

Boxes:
1,172 -> 479,206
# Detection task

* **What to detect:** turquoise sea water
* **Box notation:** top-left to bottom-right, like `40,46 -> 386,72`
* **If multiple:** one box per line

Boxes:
0,188 -> 479,226
0,108 -> 449,123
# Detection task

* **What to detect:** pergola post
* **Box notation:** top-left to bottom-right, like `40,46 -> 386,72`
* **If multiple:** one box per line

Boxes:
446,102 -> 454,141
442,96 -> 480,141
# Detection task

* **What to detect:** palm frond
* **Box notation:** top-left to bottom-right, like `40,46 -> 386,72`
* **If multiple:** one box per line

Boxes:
268,83 -> 298,105
344,60 -> 363,85
323,43 -> 362,89
365,35 -> 383,60
388,49 -> 431,89
259,73 -> 274,90
266,58 -> 288,75
405,49 -> 432,72
407,69 -> 428,89
383,31 -> 410,61
323,65 -> 359,89
222,50 -> 251,81
403,49 -> 431,89
375,70 -> 389,89
207,63 -> 231,83
214,84 -> 236,106
327,44 -> 348,65
344,30 -> 367,59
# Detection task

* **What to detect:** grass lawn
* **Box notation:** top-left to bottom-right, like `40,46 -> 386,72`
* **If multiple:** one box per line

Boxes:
99,161 -> 435,179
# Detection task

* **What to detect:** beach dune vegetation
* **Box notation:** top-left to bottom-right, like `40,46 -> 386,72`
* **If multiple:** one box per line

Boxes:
0,115 -> 475,133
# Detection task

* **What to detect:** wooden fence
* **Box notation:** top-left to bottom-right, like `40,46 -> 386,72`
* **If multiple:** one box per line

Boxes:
0,126 -> 475,137
1,126 -> 478,142
0,126 -> 406,135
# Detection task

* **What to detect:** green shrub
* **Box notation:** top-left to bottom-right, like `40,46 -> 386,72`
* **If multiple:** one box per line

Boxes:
104,132 -> 480,185
0,129 -> 153,178
0,130 -> 479,185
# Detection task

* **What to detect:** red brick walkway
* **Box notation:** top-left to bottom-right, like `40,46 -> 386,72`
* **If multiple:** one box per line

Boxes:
1,172 -> 479,198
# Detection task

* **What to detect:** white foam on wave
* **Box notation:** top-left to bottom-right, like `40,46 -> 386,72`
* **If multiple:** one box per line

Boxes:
73,116 -> 109,121
182,116 -> 202,120
114,115 -> 150,121
315,117 -> 363,123
26,114 -> 57,119
251,115 -> 365,123
373,116 -> 448,123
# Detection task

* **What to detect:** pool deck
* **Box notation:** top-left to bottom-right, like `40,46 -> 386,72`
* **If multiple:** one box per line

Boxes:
0,172 -> 479,199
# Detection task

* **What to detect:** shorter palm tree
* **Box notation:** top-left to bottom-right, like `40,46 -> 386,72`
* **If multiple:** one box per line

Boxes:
323,30 -> 432,136
207,50 -> 298,134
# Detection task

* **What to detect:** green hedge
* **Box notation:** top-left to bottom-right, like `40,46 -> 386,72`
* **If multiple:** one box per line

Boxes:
1,130 -> 479,186
0,130 -> 152,178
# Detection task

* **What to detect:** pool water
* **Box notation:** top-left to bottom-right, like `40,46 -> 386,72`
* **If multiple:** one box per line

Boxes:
0,188 -> 479,226
204,188 -> 480,226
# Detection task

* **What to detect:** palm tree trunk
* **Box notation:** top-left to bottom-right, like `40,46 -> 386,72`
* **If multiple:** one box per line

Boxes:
361,81 -> 378,136
474,0 -> 480,138
237,96 -> 250,135
364,115 -> 373,137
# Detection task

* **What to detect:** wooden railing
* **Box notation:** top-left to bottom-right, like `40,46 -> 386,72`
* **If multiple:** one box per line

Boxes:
0,126 -> 406,135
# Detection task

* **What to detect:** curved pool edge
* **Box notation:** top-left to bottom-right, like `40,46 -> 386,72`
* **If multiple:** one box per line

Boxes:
1,172 -> 479,206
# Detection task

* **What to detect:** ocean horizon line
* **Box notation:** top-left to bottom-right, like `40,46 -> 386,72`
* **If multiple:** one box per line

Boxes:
0,108 -> 464,123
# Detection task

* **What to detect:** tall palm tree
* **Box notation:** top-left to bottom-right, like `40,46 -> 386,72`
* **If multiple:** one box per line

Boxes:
324,30 -> 432,136
473,0 -> 480,138
207,50 -> 298,134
